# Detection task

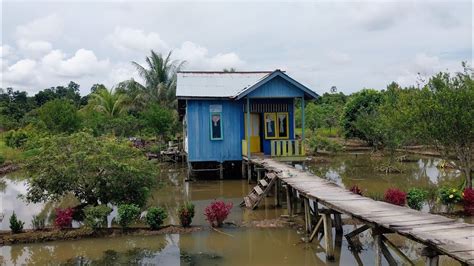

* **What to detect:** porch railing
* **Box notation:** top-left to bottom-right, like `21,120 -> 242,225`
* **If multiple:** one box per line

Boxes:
270,140 -> 305,157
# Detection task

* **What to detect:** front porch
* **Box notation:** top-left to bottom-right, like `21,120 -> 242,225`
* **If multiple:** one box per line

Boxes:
242,139 -> 306,160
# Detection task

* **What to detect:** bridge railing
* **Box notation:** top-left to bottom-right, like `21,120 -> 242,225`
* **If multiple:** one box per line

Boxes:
270,140 -> 305,157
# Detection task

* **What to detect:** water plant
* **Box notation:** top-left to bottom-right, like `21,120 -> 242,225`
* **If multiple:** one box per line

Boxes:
384,188 -> 406,206
84,205 -> 112,229
204,200 -> 233,227
462,188 -> 474,215
178,202 -> 195,227
10,211 -> 24,233
406,188 -> 428,210
117,204 -> 141,229
31,214 -> 46,230
439,187 -> 462,212
349,185 -> 363,196
54,208 -> 74,229
145,206 -> 168,230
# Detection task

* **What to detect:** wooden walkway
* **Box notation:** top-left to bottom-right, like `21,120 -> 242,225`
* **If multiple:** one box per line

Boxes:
249,157 -> 474,265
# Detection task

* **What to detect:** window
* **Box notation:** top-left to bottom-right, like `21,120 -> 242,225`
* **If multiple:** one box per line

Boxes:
277,112 -> 289,139
210,105 -> 223,140
264,112 -> 289,139
264,113 -> 277,139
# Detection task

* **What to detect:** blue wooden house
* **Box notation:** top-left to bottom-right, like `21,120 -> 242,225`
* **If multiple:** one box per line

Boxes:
176,70 -> 318,178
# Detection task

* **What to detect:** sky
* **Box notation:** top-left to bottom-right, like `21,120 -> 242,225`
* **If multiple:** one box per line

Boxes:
1,0 -> 472,96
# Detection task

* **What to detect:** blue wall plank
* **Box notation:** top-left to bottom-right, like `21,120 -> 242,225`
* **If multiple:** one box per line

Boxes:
248,76 -> 304,98
187,100 -> 243,162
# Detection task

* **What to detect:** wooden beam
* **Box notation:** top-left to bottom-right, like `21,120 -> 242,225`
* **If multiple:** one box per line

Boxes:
304,197 -> 312,234
345,224 -> 370,239
301,96 -> 305,141
372,229 -> 383,266
309,217 -> 323,242
323,213 -> 335,261
422,247 -> 440,266
380,240 -> 398,266
381,235 -> 414,265
285,184 -> 293,217
334,212 -> 343,234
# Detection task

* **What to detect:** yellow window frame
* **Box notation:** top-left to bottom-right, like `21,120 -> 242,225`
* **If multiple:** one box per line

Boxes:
276,112 -> 289,139
264,112 -> 290,139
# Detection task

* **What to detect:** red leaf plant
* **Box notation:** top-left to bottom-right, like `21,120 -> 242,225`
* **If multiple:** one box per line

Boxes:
384,188 -> 406,206
349,185 -> 363,196
462,188 -> 474,216
54,208 -> 74,229
204,200 -> 233,227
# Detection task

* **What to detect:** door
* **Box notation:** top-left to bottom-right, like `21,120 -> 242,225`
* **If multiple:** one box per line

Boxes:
244,113 -> 261,153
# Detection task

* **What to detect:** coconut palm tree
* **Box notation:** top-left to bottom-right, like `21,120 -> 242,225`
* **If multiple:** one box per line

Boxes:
131,50 -> 184,109
90,86 -> 129,118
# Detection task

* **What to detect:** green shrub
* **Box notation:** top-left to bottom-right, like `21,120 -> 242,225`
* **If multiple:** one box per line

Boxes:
308,135 -> 342,153
5,130 -> 28,148
407,188 -> 428,210
31,214 -> 46,230
0,154 -> 5,165
177,202 -> 195,227
145,207 -> 168,230
84,205 -> 112,229
10,212 -> 24,234
117,204 -> 141,229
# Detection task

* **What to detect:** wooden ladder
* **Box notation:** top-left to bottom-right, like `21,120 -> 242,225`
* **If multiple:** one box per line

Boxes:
240,172 -> 277,209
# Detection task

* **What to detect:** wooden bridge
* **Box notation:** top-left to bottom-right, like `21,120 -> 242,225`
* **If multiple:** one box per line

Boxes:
243,157 -> 474,265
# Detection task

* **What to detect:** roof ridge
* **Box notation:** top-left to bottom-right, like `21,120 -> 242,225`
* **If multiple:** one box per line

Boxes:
178,70 -> 275,74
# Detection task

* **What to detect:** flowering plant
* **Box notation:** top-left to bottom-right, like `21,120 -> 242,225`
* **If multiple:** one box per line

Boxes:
204,200 -> 233,227
349,185 -> 363,196
178,202 -> 195,227
439,187 -> 462,212
384,188 -> 406,206
54,208 -> 74,229
462,188 -> 474,215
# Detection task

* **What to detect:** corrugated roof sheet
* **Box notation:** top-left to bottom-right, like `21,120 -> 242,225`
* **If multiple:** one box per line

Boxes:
176,71 -> 272,98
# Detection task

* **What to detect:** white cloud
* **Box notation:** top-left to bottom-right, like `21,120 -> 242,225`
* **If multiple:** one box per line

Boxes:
0,45 -> 13,58
42,49 -> 109,78
3,59 -> 38,86
17,40 -> 53,58
15,14 -> 62,41
327,50 -> 351,64
106,27 -> 169,53
175,41 -> 244,70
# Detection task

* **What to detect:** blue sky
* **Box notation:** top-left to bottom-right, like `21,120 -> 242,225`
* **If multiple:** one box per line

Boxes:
1,1 -> 472,95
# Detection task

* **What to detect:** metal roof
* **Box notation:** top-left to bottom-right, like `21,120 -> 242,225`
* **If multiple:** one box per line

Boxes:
176,71 -> 272,98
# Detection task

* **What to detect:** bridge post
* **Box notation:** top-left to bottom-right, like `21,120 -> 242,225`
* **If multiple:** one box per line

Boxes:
219,162 -> 224,180
333,212 -> 343,234
285,184 -> 293,217
421,247 -> 439,266
372,228 -> 383,266
303,197 -> 312,234
322,211 -> 335,261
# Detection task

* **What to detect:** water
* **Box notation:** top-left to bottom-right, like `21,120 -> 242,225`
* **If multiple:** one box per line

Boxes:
0,155 -> 468,265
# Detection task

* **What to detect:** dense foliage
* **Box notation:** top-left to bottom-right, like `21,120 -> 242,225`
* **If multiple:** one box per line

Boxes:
177,202 -> 195,227
25,132 -> 156,207
117,204 -> 141,229
145,206 -> 168,230
9,212 -> 24,234
38,99 -> 81,133
84,205 -> 113,229
204,200 -> 233,227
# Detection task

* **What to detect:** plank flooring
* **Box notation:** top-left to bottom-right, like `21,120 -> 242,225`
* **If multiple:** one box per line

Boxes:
251,158 -> 474,264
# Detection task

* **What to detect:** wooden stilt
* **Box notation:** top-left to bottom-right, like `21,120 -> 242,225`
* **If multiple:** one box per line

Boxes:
304,197 -> 312,234
219,163 -> 224,180
241,161 -> 246,179
274,179 -> 280,207
382,235 -> 414,265
257,169 -> 261,182
421,247 -> 439,266
345,224 -> 370,239
334,212 -> 343,234
309,217 -> 323,242
247,163 -> 252,184
323,213 -> 335,261
372,229 -> 383,266
285,184 -> 292,217
380,240 -> 397,266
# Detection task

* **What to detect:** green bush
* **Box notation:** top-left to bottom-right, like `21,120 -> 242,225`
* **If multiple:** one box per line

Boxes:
177,202 -> 195,227
5,130 -> 28,148
145,207 -> 168,230
117,204 -> 141,229
407,188 -> 428,210
439,187 -> 462,212
0,154 -> 5,165
31,214 -> 46,230
308,135 -> 342,153
10,212 -> 24,233
84,205 -> 113,229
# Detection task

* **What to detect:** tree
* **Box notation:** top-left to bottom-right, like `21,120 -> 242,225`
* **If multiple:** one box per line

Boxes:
411,64 -> 474,188
34,81 -> 82,107
142,103 -> 174,140
131,50 -> 183,109
341,89 -> 384,142
25,132 -> 156,207
89,86 -> 129,118
38,99 -> 80,133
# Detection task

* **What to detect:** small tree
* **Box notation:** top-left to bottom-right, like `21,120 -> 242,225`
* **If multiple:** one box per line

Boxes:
117,204 -> 141,229
145,207 -> 168,230
37,99 -> 80,133
142,103 -> 174,140
10,212 -> 24,233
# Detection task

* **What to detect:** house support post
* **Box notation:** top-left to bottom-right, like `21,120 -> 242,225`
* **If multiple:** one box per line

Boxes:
219,162 -> 224,180
421,247 -> 439,266
334,212 -> 343,234
285,184 -> 292,217
304,197 -> 312,235
275,179 -> 281,207
241,161 -> 246,179
246,97 -> 251,182
301,96 -> 305,152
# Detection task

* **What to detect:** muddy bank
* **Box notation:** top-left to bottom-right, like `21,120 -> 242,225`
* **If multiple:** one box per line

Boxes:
0,225 -> 203,245
0,162 -> 19,175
